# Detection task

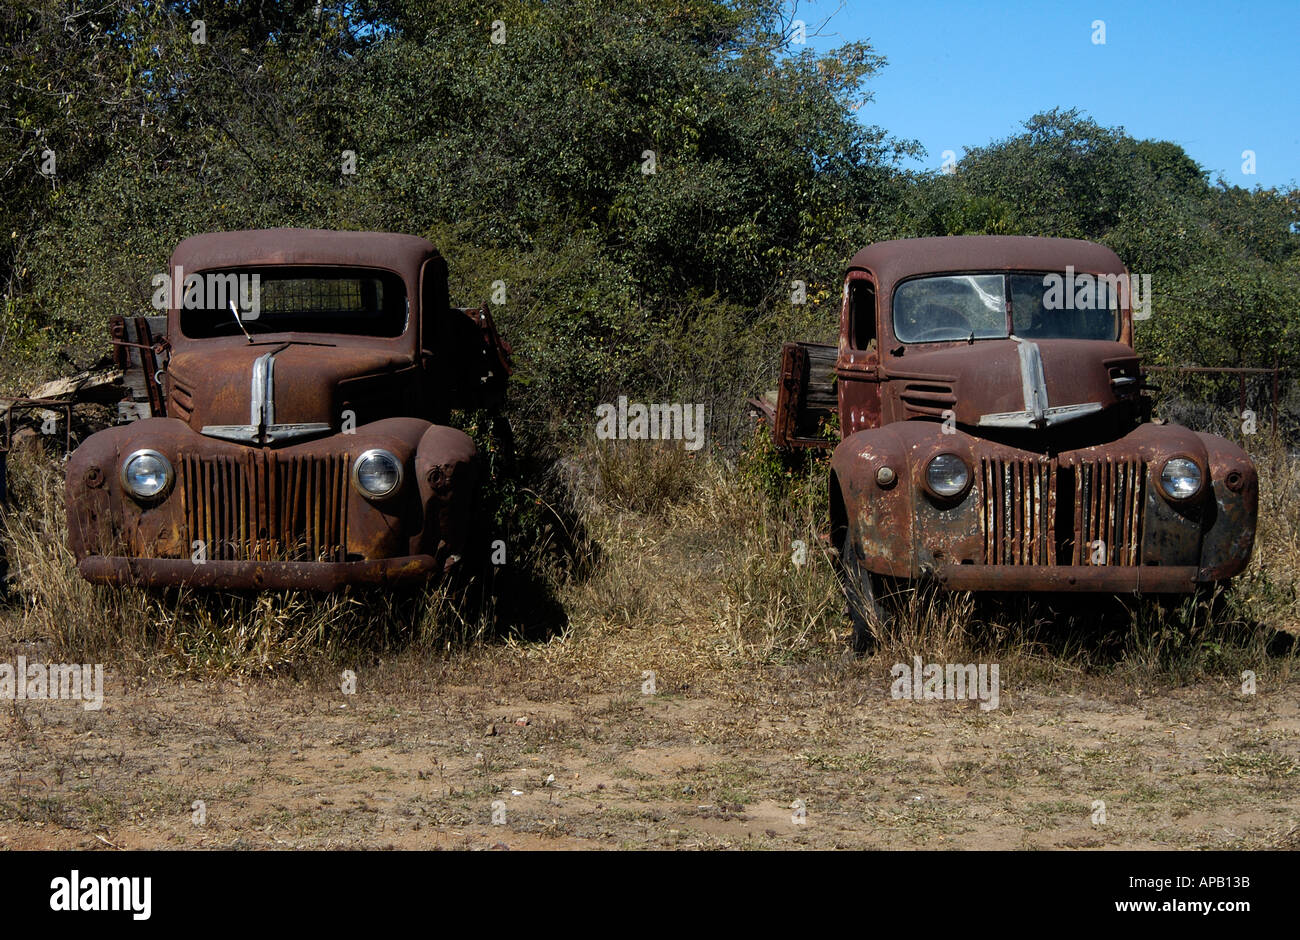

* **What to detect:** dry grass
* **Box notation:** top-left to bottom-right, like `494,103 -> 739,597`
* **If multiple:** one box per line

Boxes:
1,432 -> 1296,687
1236,436 -> 1300,632
587,437 -> 702,515
563,455 -> 845,666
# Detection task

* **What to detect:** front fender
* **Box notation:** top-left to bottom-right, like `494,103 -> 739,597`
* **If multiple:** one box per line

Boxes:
831,425 -> 922,577
415,425 -> 479,570
1195,431 -> 1257,579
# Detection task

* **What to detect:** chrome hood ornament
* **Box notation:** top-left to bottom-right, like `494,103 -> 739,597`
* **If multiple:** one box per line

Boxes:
201,350 -> 331,444
977,336 -> 1103,429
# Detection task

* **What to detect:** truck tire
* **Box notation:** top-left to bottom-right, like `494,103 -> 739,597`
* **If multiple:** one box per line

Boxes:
839,527 -> 886,653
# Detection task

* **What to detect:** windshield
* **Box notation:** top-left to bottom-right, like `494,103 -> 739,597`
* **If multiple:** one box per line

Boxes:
892,272 -> 1120,343
179,267 -> 408,339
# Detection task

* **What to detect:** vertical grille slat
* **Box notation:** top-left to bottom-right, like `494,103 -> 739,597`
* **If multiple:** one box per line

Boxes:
221,456 -> 233,560
246,450 -> 257,560
203,459 -> 215,561
178,452 -> 349,562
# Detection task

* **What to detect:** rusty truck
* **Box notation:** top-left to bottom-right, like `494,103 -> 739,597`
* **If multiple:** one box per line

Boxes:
66,228 -> 511,591
757,236 -> 1258,650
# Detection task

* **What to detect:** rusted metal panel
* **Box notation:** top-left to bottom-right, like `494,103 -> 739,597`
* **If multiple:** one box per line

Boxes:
774,342 -> 807,448
1070,458 -> 1144,565
169,229 -> 438,283
934,564 -> 1200,592
979,457 -> 1056,565
847,236 -> 1134,349
67,417 -> 478,590
447,304 -> 514,412
835,271 -> 884,436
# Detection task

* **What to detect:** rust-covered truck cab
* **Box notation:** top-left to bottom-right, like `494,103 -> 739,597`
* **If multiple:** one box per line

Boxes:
66,229 -> 512,590
770,236 -> 1257,648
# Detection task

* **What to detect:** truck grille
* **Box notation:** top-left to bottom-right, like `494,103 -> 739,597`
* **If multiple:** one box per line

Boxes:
179,452 -> 350,562
980,458 -> 1056,565
1070,458 -> 1145,566
979,457 -> 1145,566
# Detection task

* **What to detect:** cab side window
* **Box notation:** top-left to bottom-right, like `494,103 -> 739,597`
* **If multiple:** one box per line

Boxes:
419,257 -> 451,355
850,279 -> 877,351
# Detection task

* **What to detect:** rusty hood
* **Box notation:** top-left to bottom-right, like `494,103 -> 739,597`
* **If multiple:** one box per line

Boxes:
884,338 -> 1140,428
167,341 -> 413,444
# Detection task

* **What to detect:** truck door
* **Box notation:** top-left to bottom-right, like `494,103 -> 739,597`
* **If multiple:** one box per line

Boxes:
836,272 -> 882,435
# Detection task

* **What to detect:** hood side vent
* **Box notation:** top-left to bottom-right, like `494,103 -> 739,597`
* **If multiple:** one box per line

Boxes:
169,379 -> 195,422
900,382 -> 956,417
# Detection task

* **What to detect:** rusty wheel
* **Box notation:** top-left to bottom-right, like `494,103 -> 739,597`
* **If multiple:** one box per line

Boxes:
839,527 -> 886,653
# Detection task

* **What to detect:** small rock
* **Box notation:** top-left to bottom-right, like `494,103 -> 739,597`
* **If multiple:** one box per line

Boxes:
515,716 -> 529,727
485,724 -> 497,737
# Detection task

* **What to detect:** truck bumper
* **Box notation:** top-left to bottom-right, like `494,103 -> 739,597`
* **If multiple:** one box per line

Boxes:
78,554 -> 442,591
933,564 -> 1201,593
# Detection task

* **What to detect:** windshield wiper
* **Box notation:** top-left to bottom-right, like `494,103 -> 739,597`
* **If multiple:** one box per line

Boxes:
227,300 -> 255,343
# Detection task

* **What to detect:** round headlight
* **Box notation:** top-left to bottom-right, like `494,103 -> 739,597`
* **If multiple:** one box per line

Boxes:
352,449 -> 403,498
1160,457 -> 1202,500
925,453 -> 970,498
120,449 -> 173,500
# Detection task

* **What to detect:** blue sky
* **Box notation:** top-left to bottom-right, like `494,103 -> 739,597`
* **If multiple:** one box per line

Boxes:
796,0 -> 1298,190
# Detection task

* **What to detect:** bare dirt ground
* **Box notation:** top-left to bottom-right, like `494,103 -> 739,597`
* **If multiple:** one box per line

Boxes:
2,643 -> 1296,851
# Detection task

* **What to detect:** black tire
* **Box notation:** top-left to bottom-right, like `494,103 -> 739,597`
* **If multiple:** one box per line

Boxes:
839,526 -> 886,653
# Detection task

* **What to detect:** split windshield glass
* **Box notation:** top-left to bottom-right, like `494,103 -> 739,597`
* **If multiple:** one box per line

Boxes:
892,273 -> 1120,343
178,267 -> 408,339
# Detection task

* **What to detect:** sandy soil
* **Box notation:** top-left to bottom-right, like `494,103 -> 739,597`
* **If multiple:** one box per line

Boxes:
2,648 -> 1296,850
